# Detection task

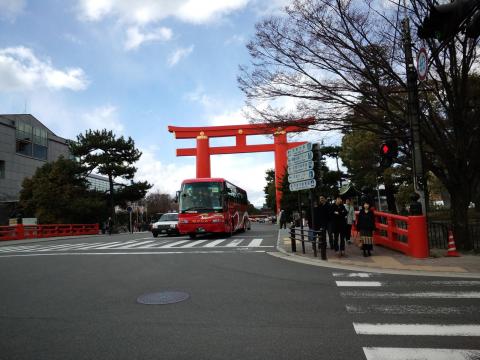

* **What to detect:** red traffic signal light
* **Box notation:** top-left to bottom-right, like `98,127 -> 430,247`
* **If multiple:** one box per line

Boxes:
381,144 -> 390,155
379,140 -> 398,168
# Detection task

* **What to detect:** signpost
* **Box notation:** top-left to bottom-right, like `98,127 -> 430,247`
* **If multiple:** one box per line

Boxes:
127,206 -> 133,234
287,143 -> 316,192
287,142 -> 326,260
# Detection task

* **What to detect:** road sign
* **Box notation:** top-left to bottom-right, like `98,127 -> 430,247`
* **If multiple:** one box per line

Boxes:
287,151 -> 313,165
288,160 -> 314,175
127,206 -> 133,213
288,170 -> 314,183
417,48 -> 428,81
287,142 -> 312,158
289,179 -> 316,191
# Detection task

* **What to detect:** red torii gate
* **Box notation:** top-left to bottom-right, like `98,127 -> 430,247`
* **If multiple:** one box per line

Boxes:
167,118 -> 314,209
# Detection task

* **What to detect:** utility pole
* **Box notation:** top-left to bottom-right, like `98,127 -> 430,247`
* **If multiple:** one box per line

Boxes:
402,16 -> 427,214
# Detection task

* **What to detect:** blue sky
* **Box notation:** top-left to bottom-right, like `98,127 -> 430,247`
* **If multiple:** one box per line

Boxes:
0,0 -> 340,206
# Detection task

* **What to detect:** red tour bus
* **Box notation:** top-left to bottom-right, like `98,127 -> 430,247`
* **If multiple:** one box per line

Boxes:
177,178 -> 250,238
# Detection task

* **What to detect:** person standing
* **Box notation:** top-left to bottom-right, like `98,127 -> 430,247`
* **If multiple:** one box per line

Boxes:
330,197 -> 348,257
356,202 -> 375,257
313,195 -> 331,249
107,217 -> 113,235
279,209 -> 287,229
344,198 -> 355,244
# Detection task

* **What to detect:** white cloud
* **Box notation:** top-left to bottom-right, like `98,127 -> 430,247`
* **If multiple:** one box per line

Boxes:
81,105 -> 125,134
167,45 -> 194,67
78,0 -> 250,24
77,0 -> 252,50
124,26 -> 173,50
0,46 -> 89,92
177,0 -> 249,24
78,0 -> 113,21
0,0 -> 25,21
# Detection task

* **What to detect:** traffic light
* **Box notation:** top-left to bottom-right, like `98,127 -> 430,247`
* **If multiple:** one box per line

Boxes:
312,143 -> 323,184
379,140 -> 398,169
418,0 -> 476,40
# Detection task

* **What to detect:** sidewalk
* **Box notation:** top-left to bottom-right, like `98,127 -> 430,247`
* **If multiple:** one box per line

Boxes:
275,229 -> 480,277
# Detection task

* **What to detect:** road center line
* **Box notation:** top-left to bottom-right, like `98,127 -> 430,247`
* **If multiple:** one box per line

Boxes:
354,323 -> 480,336
363,347 -> 480,360
336,281 -> 382,287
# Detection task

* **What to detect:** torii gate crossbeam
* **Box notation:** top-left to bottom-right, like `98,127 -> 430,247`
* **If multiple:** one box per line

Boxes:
168,118 -> 314,209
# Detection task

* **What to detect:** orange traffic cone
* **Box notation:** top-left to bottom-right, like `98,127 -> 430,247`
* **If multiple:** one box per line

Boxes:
446,230 -> 460,257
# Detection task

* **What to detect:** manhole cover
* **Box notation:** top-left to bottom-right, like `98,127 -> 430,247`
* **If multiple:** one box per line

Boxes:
136,291 -> 190,305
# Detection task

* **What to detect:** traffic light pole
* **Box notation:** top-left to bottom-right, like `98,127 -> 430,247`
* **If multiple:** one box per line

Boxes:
402,17 -> 427,214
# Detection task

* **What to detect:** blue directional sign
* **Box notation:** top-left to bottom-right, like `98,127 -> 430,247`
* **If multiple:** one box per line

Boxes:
288,170 -> 315,183
287,151 -> 313,164
288,160 -> 314,175
289,179 -> 316,191
287,142 -> 312,158
287,142 -> 318,192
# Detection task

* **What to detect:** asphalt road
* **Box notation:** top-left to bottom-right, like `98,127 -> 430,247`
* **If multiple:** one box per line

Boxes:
0,223 -> 479,360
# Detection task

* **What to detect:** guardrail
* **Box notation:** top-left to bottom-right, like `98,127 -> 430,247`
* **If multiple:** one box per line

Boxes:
289,226 -> 328,260
0,224 -> 99,241
288,211 -> 429,259
368,212 -> 428,258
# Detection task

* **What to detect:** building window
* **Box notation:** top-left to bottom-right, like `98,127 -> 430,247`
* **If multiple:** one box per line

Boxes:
0,160 -> 5,179
15,121 -> 48,160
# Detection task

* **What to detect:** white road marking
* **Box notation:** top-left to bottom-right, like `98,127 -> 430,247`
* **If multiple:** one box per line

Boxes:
180,240 -> 208,248
225,239 -> 244,247
119,241 -> 156,249
0,250 -> 268,257
138,240 -> 170,248
247,238 -> 263,247
336,281 -> 382,287
333,272 -> 373,278
60,243 -> 110,250
353,323 -> 480,336
346,304 -> 479,315
36,243 -> 92,251
159,240 -> 190,248
363,347 -> 480,360
203,240 -> 226,247
94,241 -> 137,249
341,291 -> 480,299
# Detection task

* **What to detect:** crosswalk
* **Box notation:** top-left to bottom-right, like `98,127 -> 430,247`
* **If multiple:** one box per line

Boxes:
333,272 -> 480,360
0,237 -> 272,254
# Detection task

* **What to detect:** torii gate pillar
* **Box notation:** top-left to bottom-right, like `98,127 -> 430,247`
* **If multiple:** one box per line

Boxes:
274,132 -> 288,208
168,118 -> 315,211
196,134 -> 211,178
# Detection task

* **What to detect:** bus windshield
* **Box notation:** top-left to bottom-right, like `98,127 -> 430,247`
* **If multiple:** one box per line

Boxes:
180,182 -> 223,212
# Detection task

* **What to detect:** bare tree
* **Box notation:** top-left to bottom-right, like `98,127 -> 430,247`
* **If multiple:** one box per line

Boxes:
145,192 -> 177,219
239,0 -> 480,249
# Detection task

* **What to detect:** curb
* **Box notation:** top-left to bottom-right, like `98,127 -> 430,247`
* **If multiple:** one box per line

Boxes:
270,230 -> 480,279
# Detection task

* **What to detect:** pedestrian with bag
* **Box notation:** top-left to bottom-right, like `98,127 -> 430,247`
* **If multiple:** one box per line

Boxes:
356,201 -> 375,257
344,198 -> 355,244
330,197 -> 348,257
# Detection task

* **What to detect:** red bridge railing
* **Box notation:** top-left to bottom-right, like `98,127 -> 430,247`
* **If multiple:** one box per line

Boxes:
0,224 -> 99,241
354,211 -> 428,258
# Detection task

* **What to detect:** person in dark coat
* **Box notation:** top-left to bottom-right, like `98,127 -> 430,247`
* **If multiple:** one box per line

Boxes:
330,197 -> 348,256
313,195 -> 330,243
107,217 -> 113,235
356,201 -> 375,256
